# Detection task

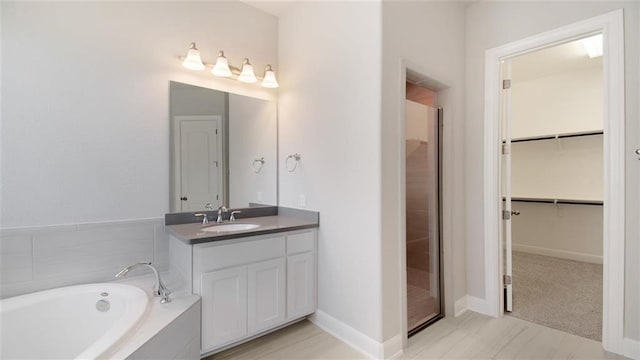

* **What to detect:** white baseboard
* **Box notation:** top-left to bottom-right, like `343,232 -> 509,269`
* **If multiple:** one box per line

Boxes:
467,295 -> 494,317
454,295 -> 468,317
513,244 -> 602,264
624,337 -> 640,360
309,310 -> 402,359
382,333 -> 403,359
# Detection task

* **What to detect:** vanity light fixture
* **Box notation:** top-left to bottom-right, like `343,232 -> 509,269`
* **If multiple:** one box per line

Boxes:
212,51 -> 232,77
238,58 -> 258,83
181,42 -> 205,71
180,43 -> 278,88
261,65 -> 279,88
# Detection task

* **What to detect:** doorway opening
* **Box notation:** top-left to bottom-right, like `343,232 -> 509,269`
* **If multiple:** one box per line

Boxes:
500,35 -> 604,341
404,80 -> 443,336
483,10 -> 625,353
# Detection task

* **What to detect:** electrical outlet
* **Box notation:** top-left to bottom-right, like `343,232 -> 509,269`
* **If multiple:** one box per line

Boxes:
299,194 -> 306,207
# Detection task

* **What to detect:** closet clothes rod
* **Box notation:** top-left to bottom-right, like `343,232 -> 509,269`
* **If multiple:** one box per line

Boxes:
502,130 -> 603,143
502,197 -> 603,206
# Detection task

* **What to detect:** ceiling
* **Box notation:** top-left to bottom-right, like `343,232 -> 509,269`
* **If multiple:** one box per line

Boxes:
510,37 -> 602,82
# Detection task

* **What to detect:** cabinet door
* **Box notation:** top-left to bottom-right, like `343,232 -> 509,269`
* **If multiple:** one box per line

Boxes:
287,252 -> 316,320
200,266 -> 247,352
247,258 -> 286,334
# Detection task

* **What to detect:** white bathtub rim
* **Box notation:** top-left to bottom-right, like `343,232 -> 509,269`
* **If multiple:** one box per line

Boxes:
0,283 -> 150,360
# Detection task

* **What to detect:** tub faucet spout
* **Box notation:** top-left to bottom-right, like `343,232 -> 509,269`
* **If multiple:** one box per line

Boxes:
115,261 -> 171,303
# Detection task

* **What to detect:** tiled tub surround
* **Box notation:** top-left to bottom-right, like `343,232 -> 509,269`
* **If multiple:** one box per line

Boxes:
0,218 -> 169,299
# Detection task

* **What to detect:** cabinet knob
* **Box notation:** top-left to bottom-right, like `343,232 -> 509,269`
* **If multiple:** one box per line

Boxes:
180,196 -> 188,201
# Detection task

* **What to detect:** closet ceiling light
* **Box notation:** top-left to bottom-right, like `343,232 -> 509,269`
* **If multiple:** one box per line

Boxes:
238,58 -> 258,83
581,34 -> 603,58
261,65 -> 279,88
212,51 -> 232,77
182,42 -> 205,71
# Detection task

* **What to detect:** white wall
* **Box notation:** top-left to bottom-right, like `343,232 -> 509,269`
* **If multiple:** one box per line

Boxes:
511,137 -> 603,201
464,1 -> 640,340
512,202 -> 603,263
512,66 -> 603,138
278,1 -> 384,354
381,0 -> 467,343
228,94 -> 277,207
1,1 -> 278,228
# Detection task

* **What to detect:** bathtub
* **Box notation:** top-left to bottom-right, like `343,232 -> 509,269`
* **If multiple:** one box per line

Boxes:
0,283 -> 149,360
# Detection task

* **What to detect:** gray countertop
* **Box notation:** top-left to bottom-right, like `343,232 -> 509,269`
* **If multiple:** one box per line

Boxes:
166,215 -> 319,245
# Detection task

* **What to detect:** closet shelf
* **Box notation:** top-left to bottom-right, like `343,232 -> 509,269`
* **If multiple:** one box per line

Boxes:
503,196 -> 603,206
503,130 -> 603,144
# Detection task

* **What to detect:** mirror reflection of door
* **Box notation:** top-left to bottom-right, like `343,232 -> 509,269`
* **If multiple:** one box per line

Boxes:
169,81 -> 278,213
176,116 -> 223,211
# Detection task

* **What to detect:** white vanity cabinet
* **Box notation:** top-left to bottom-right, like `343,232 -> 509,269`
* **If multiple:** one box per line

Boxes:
188,229 -> 317,355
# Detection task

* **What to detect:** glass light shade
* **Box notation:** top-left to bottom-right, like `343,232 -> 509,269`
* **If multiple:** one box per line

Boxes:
581,34 -> 603,58
261,67 -> 279,88
212,52 -> 232,77
238,59 -> 257,83
182,43 -> 205,71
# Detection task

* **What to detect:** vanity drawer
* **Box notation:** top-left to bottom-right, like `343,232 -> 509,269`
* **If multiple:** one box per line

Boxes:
286,231 -> 315,254
195,236 -> 285,272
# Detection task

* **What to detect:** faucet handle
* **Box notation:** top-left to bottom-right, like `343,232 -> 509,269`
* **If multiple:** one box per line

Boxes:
230,211 -> 242,222
194,213 -> 209,225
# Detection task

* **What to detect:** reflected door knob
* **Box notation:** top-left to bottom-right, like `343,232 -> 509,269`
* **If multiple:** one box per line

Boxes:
180,196 -> 188,201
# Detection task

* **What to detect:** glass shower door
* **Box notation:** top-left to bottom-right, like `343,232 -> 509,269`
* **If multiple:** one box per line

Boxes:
405,100 -> 442,335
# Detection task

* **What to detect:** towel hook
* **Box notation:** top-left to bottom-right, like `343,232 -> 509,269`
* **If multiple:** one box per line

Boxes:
286,153 -> 301,172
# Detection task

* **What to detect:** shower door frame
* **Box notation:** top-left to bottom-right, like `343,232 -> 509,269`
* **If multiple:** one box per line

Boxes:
406,106 -> 445,337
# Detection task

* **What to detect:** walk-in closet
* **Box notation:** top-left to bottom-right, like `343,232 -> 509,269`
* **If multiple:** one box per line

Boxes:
502,35 -> 604,341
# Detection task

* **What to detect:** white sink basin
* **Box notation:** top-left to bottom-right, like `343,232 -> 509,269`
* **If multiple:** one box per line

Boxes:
202,223 -> 260,232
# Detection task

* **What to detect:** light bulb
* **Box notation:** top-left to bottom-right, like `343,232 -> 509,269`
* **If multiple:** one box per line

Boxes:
261,65 -> 279,88
212,51 -> 232,77
182,42 -> 205,71
238,58 -> 257,83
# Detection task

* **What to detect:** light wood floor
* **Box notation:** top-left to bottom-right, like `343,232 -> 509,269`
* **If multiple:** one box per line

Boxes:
208,311 -> 627,360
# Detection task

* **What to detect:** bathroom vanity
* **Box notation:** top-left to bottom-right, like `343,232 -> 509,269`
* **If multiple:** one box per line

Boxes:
166,208 -> 319,356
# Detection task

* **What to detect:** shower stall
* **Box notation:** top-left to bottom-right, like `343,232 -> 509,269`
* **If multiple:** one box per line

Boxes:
405,82 -> 443,335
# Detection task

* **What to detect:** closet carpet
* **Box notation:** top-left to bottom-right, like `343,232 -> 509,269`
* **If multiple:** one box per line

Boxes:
510,251 -> 602,341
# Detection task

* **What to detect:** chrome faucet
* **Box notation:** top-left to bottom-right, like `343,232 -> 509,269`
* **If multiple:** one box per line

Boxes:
217,206 -> 228,223
115,261 -> 171,303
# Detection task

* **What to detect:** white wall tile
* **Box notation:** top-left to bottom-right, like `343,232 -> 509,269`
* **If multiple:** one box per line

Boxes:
33,222 -> 155,280
0,235 -> 33,284
154,223 -> 170,271
0,218 -> 165,299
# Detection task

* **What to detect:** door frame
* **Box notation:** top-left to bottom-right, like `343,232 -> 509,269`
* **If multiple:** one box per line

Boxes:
482,9 -> 625,353
172,115 -> 224,211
